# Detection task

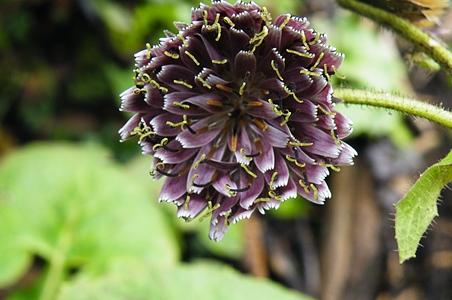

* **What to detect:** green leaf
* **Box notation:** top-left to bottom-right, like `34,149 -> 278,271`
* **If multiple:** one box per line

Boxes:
58,261 -> 312,300
0,143 -> 179,287
395,150 -> 452,263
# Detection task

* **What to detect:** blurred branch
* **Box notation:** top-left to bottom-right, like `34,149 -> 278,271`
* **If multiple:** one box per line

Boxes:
336,0 -> 452,74
334,88 -> 452,129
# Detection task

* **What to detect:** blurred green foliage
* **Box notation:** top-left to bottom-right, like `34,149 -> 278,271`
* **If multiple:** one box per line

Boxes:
0,143 -> 310,300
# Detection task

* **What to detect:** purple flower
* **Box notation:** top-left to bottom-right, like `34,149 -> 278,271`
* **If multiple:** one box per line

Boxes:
119,0 -> 356,240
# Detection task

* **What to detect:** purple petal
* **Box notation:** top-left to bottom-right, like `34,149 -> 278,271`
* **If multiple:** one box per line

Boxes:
177,194 -> 208,219
253,139 -> 275,173
159,174 -> 188,202
176,116 -> 226,148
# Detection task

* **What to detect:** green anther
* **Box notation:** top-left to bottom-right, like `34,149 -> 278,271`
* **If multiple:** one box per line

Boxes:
166,115 -> 188,129
146,43 -> 152,59
240,163 -> 257,178
289,140 -> 313,147
309,32 -> 320,45
173,80 -> 193,89
301,30 -> 310,50
150,79 -> 169,93
298,179 -> 310,193
269,171 -> 278,190
278,14 -> 290,30
271,60 -> 284,81
249,26 -> 269,52
239,82 -> 246,96
268,190 -> 282,201
310,52 -> 325,71
173,101 -> 190,110
152,138 -> 169,151
195,76 -> 212,89
310,183 -> 319,200
299,68 -> 321,77
199,201 -> 221,222
212,58 -> 228,64
164,51 -> 180,59
141,73 -> 151,83
323,64 -> 331,81
193,153 -> 207,169
131,120 -> 155,143
223,16 -> 235,27
185,50 -> 200,66
286,155 -> 306,168
286,49 -> 315,58
184,195 -> 191,210
318,105 -> 336,116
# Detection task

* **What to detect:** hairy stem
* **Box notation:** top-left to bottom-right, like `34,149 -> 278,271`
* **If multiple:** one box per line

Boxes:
334,89 -> 452,129
337,0 -> 452,74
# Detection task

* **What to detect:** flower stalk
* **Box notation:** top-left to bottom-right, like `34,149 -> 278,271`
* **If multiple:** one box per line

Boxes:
334,88 -> 452,129
336,0 -> 452,74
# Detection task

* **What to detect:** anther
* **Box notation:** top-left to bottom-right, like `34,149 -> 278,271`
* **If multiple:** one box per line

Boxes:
185,50 -> 200,66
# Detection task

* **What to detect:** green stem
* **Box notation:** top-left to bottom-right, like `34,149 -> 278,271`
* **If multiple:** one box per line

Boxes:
39,211 -> 76,300
334,88 -> 452,129
336,0 -> 452,74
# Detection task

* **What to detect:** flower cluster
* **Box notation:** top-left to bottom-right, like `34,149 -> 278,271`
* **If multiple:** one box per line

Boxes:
119,0 -> 356,240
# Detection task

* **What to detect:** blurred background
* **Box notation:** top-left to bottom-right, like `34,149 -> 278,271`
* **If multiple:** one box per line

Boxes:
0,0 -> 452,299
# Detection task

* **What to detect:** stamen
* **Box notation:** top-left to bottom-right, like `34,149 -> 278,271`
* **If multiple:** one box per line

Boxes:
152,138 -> 169,151
164,51 -> 180,59
239,82 -> 247,96
280,109 -> 291,126
185,50 -> 200,66
286,155 -> 306,168
212,58 -> 228,64
286,49 -> 315,58
279,14 -> 291,30
283,85 -> 303,103
269,171 -> 278,190
173,79 -> 193,89
310,183 -> 319,200
184,195 -> 190,210
289,140 -> 313,147
301,30 -> 310,50
310,52 -> 324,71
260,6 -> 272,24
268,190 -> 282,200
323,64 -> 331,81
249,25 -> 269,52
166,115 -> 188,129
332,65 -> 346,80
299,68 -> 321,77
318,105 -> 336,116
199,201 -> 221,222
270,60 -> 284,81
150,79 -> 169,93
146,43 -> 152,59
130,120 -> 155,142
195,76 -> 212,89
320,162 -> 341,172
298,179 -> 310,193
308,32 -> 320,45
141,73 -> 151,83
173,101 -> 190,109
223,16 -> 235,28
193,153 -> 207,169
240,163 -> 257,178
330,129 -> 341,145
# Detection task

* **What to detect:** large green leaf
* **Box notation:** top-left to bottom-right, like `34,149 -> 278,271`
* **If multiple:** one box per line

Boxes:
395,150 -> 452,263
58,261 -> 312,300
0,143 -> 179,288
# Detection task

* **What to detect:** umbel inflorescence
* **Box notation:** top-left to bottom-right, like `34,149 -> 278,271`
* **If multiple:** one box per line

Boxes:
119,0 -> 356,240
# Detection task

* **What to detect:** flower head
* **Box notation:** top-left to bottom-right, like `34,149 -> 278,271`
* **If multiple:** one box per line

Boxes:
119,0 -> 356,240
